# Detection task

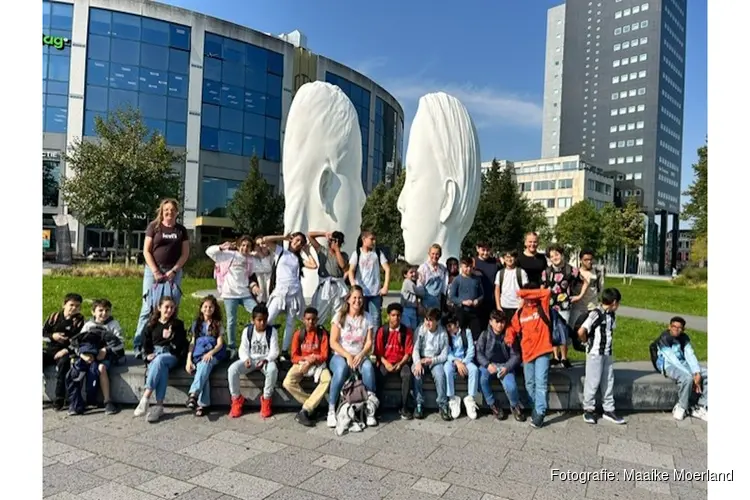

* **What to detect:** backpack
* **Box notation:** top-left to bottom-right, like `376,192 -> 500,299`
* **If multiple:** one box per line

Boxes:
496,267 -> 523,291
245,324 -> 276,346
268,248 -> 304,297
376,324 -> 409,353
103,330 -> 126,363
347,247 -> 386,286
649,332 -> 689,375
192,334 -> 227,363
572,308 -> 606,353
214,253 -> 253,293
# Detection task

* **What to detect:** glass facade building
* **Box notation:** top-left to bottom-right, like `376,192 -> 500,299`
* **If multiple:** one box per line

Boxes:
43,1 -> 74,134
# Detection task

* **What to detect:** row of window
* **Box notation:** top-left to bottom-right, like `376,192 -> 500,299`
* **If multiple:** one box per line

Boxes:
203,33 -> 283,76
662,56 -> 683,79
622,172 -> 643,181
611,104 -> 646,117
612,70 -> 647,84
609,138 -> 644,148
660,123 -> 682,142
613,53 -> 647,67
660,107 -> 682,127
200,127 -> 280,161
663,23 -> 684,48
614,20 -> 648,36
608,155 -> 644,165
86,61 -> 189,98
614,3 -> 649,19
200,177 -> 241,217
89,9 -> 190,51
87,35 -> 191,74
664,5 -> 685,33
659,155 -> 680,172
531,178 -> 574,191
613,36 -> 648,52
657,191 -> 679,205
43,1 -> 74,134
662,72 -> 683,94
670,0 -> 686,18
664,40 -> 684,64
535,197 -> 573,209
660,140 -> 681,157
658,173 -> 679,188
611,88 -> 647,100
619,190 -> 642,199
661,89 -> 682,110
610,121 -> 646,132
588,179 -> 612,195
327,72 -> 371,188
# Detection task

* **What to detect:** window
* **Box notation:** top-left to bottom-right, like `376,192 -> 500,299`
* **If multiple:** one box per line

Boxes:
622,57 -> 629,65
636,121 -> 644,129
558,197 -> 573,208
634,172 -> 642,180
626,156 -> 634,163
628,89 -> 636,97
201,177 -> 242,217
638,70 -> 647,78
622,74 -> 629,82
620,91 -> 628,98
627,123 -> 635,130
637,104 -> 645,111
558,178 -> 573,189
642,3 -> 649,11
639,53 -> 647,61
614,28 -> 622,35
636,138 -> 644,145
637,87 -> 646,95
610,125 -> 617,132
618,124 -> 626,131
633,6 -> 640,13
641,20 -> 648,28
617,140 -> 625,148
534,180 -> 556,191
43,1 -> 74,133
615,11 -> 622,19
628,105 -> 636,113
624,8 -> 631,16
612,76 -> 620,84
623,25 -> 630,33
609,158 -> 616,165
623,41 -> 630,49
614,43 -> 621,51
613,60 -> 620,68
619,107 -> 627,114
609,141 -> 616,149
543,198 -> 555,208
518,182 -> 532,192
611,109 -> 618,116
617,157 -> 625,164
611,93 -> 619,100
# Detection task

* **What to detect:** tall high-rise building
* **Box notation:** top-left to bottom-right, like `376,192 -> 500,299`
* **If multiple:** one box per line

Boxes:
541,0 -> 687,274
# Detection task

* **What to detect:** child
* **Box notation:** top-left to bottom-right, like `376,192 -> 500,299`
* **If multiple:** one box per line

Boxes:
542,244 -> 587,369
43,293 -> 85,411
445,257 -> 459,313
651,316 -> 707,421
570,249 -> 604,328
185,296 -> 226,416
449,257 -> 484,341
282,307 -> 331,427
66,312 -> 112,416
411,308 -> 450,421
476,310 -> 523,421
252,236 -> 274,303
494,250 -> 529,320
308,231 -> 350,326
227,304 -> 279,419
504,284 -> 553,428
442,314 -> 479,420
374,303 -> 414,420
400,266 -> 419,330
134,296 -> 188,423
577,288 -> 626,425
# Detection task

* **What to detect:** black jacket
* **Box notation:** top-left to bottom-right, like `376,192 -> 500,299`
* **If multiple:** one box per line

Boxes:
143,318 -> 188,363
43,310 -> 85,352
475,328 -> 521,372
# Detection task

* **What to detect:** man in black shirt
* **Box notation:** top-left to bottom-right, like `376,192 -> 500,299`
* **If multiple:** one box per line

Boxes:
472,242 -> 499,332
517,232 -> 548,288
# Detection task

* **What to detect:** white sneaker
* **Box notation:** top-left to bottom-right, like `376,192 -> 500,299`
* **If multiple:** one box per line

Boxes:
691,406 -> 708,422
365,392 -> 379,427
449,396 -> 462,419
463,395 -> 478,420
327,406 -> 337,428
134,396 -> 149,417
146,404 -> 164,423
672,404 -> 686,421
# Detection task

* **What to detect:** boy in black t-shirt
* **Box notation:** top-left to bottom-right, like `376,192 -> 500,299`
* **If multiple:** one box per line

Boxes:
43,293 -> 85,410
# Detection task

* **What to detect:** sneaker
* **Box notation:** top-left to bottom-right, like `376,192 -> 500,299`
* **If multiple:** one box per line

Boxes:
463,396 -> 478,420
529,413 -> 544,429
53,398 -> 65,412
439,405 -> 453,421
691,406 -> 708,422
295,409 -> 314,427
133,396 -> 149,417
366,414 -> 378,427
583,411 -> 597,425
448,396 -> 462,419
327,406 -> 337,428
67,408 -> 82,416
550,357 -> 560,367
602,411 -> 626,425
414,404 -> 425,420
672,404 -> 686,421
260,396 -> 273,419
229,395 -> 245,418
399,407 -> 413,420
104,401 -> 119,415
489,403 -> 501,420
146,404 -> 164,423
561,359 -> 572,369
511,405 -> 526,422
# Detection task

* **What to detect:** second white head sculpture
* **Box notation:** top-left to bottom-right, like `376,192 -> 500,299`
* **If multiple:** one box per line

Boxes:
398,92 -> 481,265
282,81 -> 367,297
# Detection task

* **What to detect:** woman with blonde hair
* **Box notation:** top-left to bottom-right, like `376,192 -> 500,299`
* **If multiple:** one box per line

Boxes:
133,199 -> 190,358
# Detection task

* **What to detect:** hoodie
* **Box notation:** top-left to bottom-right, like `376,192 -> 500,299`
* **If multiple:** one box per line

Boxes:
655,331 -> 701,378
290,327 -> 329,365
412,324 -> 449,366
504,288 -> 553,363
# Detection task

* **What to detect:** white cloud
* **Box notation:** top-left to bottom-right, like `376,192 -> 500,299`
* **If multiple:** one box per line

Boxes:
353,56 -> 389,77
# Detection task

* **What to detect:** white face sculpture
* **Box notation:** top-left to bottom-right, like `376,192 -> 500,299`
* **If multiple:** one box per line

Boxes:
397,92 -> 481,265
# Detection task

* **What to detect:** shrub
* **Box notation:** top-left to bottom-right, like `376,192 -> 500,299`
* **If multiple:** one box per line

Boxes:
673,266 -> 707,287
183,256 -> 216,279
51,263 -> 144,278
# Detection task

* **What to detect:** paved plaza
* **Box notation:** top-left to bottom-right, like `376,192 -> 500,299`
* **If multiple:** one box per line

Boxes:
43,406 -> 707,500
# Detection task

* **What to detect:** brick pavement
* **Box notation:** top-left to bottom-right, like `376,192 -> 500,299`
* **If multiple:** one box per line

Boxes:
43,406 -> 707,500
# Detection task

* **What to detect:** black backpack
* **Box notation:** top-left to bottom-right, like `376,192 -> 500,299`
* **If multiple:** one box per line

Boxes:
376,324 -> 409,351
496,267 -> 524,291
571,308 -> 607,353
246,324 -> 277,346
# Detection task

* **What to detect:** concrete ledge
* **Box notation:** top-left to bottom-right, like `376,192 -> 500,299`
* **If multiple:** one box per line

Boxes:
43,357 -> 691,411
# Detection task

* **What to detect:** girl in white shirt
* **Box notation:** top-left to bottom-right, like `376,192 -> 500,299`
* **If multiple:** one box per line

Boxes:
252,237 -> 274,302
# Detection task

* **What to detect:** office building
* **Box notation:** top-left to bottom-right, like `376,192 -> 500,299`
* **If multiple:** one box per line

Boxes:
540,0 -> 687,273
43,0 -> 404,254
665,228 -> 694,270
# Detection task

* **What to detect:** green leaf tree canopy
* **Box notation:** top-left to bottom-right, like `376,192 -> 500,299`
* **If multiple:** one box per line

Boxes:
554,200 -> 602,257
682,144 -> 707,240
227,154 -> 284,237
361,171 -> 405,259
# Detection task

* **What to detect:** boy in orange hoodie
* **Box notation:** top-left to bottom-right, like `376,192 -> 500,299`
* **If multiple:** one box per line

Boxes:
282,307 -> 331,427
505,283 -> 553,429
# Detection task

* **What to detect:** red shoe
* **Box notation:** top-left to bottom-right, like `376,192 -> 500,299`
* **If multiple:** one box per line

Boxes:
260,396 -> 273,418
229,395 -> 245,418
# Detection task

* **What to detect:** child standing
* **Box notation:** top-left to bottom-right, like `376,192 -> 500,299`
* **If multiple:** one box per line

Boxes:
43,293 -> 85,411
186,296 -> 226,416
494,250 -> 529,320
577,288 -> 626,425
282,307 -> 332,427
374,303 -> 415,420
442,314 -> 479,420
400,266 -> 420,330
449,257 -> 484,341
412,308 -> 450,421
134,296 -> 188,422
227,305 -> 279,419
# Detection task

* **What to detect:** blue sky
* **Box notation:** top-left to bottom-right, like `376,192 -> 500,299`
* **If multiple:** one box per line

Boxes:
163,0 -> 706,202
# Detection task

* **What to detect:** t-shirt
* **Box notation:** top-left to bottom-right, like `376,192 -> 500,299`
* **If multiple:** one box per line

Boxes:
543,264 -> 580,311
349,249 -> 388,297
147,222 -> 188,269
272,245 -> 301,295
317,248 -> 349,279
517,253 -> 548,287
495,268 -> 529,309
335,313 -> 373,355
473,258 -> 498,305
576,268 -> 601,310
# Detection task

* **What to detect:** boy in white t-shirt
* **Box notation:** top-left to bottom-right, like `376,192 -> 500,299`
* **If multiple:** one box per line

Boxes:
493,250 -> 529,320
347,231 -> 391,329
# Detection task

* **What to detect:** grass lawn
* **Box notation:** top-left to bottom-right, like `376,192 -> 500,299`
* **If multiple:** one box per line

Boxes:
43,276 -> 706,362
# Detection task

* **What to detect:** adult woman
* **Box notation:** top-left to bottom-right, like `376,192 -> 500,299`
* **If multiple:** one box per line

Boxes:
263,233 -> 317,357
133,199 -> 190,358
417,243 -> 449,312
326,286 -> 378,428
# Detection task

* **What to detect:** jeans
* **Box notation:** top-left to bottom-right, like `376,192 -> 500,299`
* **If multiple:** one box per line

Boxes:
43,349 -> 71,401
188,358 -> 218,408
444,360 -> 479,398
145,353 -> 179,401
364,295 -> 383,330
479,365 -> 520,408
413,362 -> 447,407
328,354 -> 377,407
523,353 -> 551,416
376,363 -> 412,410
666,366 -> 708,410
583,353 -> 615,412
282,364 -> 332,412
134,266 -> 184,350
224,296 -> 258,349
227,359 -> 278,399
401,307 -> 418,330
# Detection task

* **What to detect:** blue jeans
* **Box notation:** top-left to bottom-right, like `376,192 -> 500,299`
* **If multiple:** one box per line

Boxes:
413,362 -> 447,407
224,296 -> 257,349
364,295 -> 383,329
327,354 -> 376,407
402,306 -> 418,330
188,358 -> 218,407
134,266 -> 183,350
145,353 -> 178,401
666,366 -> 708,410
444,360 -> 478,398
523,354 -> 551,416
479,365 -> 520,408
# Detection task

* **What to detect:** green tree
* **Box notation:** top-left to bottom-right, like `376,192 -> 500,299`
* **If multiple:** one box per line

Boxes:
61,106 -> 183,257
598,202 -> 623,260
361,171 -> 405,259
227,154 -> 284,236
525,201 -> 553,248
554,200 -> 602,257
682,144 -> 707,241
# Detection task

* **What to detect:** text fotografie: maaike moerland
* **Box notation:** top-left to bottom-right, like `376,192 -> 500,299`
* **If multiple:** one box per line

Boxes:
551,468 -> 734,484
